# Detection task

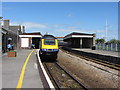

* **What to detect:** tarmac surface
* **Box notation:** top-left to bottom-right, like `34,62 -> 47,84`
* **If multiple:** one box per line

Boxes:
2,49 -> 43,88
72,48 -> 119,57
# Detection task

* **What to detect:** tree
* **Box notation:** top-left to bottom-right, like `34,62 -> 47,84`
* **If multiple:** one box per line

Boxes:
96,39 -> 99,44
96,38 -> 105,44
108,39 -> 117,44
117,40 -> 120,44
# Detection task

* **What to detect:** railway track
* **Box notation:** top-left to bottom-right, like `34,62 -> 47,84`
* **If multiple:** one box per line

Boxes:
61,48 -> 120,74
42,62 -> 88,89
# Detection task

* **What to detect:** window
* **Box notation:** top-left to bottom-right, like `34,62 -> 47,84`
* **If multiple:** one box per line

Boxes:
44,39 -> 55,45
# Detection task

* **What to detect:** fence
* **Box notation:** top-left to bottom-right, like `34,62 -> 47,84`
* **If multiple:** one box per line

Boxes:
96,43 -> 120,52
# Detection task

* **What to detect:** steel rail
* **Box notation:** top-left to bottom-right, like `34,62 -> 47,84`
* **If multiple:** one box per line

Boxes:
61,48 -> 120,71
43,63 -> 61,89
55,62 -> 88,90
43,62 -> 88,90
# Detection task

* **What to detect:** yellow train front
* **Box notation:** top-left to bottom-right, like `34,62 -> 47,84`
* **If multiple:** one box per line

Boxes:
39,35 -> 59,60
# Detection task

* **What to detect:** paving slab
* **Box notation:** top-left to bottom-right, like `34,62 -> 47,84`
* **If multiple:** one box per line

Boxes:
22,50 -> 43,88
2,49 -> 43,88
72,48 -> 119,57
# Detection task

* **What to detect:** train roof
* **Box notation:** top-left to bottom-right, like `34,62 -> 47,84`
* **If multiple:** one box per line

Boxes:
42,35 -> 57,39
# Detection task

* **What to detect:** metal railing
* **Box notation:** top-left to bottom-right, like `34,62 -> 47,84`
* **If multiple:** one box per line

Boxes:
96,43 -> 120,52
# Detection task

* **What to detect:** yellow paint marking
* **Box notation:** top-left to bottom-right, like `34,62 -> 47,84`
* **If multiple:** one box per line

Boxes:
16,49 -> 35,89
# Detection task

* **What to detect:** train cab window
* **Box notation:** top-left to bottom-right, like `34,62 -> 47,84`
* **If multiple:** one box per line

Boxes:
44,39 -> 55,45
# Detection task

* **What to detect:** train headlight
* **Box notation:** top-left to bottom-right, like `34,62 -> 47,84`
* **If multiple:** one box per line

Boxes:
53,49 -> 59,51
41,49 -> 47,51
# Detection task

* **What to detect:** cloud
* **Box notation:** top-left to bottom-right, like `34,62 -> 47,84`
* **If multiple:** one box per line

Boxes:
95,30 -> 106,33
55,28 -> 107,34
66,13 -> 74,17
52,24 -> 69,28
67,26 -> 78,29
3,6 -> 13,11
23,22 -> 47,29
10,21 -> 47,29
67,14 -> 72,17
10,22 -> 21,26
55,28 -> 87,33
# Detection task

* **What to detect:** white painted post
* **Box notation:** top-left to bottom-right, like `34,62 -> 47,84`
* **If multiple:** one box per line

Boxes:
96,44 -> 98,50
103,44 -> 105,50
116,44 -> 117,51
111,43 -> 112,51
80,38 -> 82,49
102,44 -> 103,50
107,45 -> 108,51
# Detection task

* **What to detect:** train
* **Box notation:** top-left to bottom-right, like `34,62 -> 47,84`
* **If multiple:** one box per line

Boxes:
39,35 -> 59,60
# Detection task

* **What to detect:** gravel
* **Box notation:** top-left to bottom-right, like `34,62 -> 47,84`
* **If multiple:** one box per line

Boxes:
57,50 -> 120,88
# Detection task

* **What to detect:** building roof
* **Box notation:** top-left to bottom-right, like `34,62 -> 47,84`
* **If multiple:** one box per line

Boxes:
2,28 -> 8,34
64,32 -> 95,40
2,27 -> 17,35
2,19 -> 24,35
56,37 -> 64,38
64,32 -> 93,37
9,26 -> 21,34
19,32 -> 42,38
21,32 -> 42,35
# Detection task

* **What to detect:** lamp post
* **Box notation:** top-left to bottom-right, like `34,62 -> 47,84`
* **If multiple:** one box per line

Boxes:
0,16 -> 3,90
17,28 -> 20,52
0,17 -> 3,54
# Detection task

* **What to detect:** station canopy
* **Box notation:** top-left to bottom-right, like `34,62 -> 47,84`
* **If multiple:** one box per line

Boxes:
19,32 -> 42,38
64,32 -> 94,40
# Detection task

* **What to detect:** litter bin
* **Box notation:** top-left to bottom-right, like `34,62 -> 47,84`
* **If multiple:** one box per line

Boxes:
92,46 -> 96,50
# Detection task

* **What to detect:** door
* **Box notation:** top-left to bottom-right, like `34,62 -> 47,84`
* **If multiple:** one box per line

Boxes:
21,38 -> 29,47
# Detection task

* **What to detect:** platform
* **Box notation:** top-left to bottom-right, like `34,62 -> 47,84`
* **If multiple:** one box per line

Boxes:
72,48 -> 119,58
62,47 -> 120,65
2,49 -> 44,88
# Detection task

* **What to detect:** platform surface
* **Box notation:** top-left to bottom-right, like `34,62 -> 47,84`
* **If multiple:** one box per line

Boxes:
72,48 -> 119,57
2,49 -> 43,88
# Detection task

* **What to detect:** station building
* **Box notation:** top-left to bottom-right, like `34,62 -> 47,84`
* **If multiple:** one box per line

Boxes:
2,19 -> 24,53
19,32 -> 42,49
63,32 -> 96,49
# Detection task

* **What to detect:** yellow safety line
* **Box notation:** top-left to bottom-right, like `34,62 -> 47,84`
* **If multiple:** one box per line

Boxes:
16,49 -> 35,89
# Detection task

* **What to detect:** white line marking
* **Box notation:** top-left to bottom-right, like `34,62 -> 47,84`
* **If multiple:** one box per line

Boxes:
36,49 -> 55,89
34,63 -> 38,70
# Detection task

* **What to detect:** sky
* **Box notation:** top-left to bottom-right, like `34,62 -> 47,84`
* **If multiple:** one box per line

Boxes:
2,2 -> 118,41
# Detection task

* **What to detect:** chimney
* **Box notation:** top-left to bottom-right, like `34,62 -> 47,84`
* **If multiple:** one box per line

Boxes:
3,19 -> 9,30
22,26 -> 25,33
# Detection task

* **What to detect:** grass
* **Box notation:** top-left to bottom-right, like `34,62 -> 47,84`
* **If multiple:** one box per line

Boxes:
9,50 -> 16,52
